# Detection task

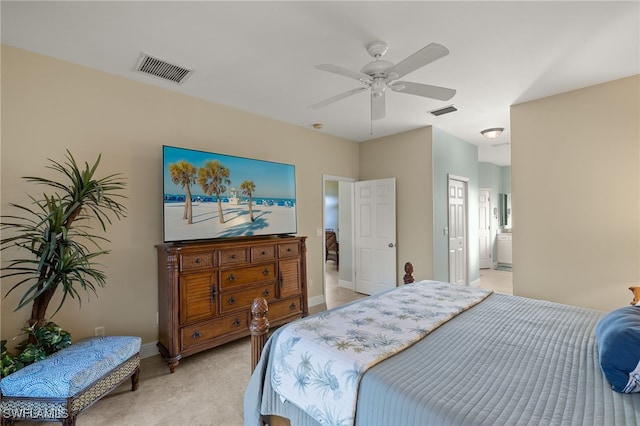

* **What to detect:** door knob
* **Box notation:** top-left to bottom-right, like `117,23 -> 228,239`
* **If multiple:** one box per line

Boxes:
388,243 -> 394,248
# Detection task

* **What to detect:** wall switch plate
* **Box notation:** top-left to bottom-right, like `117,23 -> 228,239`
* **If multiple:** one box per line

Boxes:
94,326 -> 105,337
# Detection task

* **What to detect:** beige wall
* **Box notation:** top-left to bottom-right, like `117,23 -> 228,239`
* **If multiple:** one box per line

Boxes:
359,127 -> 434,283
511,75 -> 640,311
3,44 -> 636,352
0,46 -> 359,347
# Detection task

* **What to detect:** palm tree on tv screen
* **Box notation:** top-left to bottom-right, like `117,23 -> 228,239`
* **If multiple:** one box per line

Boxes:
197,160 -> 231,224
169,161 -> 197,224
240,180 -> 256,222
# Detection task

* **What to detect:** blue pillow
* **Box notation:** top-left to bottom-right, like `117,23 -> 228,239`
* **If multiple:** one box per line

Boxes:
596,306 -> 640,393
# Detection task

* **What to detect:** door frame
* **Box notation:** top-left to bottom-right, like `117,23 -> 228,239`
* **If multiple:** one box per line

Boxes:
478,188 -> 493,269
447,174 -> 470,285
322,175 -> 356,302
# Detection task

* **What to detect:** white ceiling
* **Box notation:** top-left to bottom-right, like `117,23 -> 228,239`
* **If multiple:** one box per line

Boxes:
2,1 -> 639,166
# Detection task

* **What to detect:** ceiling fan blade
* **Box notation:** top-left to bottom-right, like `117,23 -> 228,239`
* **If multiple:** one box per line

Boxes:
391,81 -> 456,101
315,64 -> 371,83
387,43 -> 450,79
371,91 -> 386,121
309,87 -> 368,110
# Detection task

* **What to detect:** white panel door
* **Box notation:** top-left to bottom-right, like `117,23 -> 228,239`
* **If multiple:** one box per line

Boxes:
448,178 -> 467,285
478,188 -> 492,269
355,178 -> 396,295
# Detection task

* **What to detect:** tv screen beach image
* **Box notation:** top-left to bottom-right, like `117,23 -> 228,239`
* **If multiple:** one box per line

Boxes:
163,146 -> 297,242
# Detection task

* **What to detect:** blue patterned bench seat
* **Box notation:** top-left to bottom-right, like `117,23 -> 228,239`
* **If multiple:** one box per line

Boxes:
0,336 -> 141,426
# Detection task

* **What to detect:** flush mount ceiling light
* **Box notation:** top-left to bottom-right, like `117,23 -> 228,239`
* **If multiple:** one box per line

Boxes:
481,127 -> 504,139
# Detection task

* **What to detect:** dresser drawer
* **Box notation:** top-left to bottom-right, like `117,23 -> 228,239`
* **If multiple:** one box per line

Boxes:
220,263 -> 276,290
179,252 -> 215,271
278,242 -> 299,258
269,296 -> 303,321
180,314 -> 248,352
219,247 -> 248,265
220,283 -> 276,314
251,245 -> 276,262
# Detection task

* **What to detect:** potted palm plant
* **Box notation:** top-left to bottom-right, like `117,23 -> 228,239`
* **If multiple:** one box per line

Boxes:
0,150 -> 126,376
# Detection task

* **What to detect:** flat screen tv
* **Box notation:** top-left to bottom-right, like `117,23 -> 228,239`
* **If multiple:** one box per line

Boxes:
163,145 -> 297,243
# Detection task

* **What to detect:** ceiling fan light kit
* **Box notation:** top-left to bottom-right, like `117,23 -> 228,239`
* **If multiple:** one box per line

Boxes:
310,40 -> 457,125
481,127 -> 504,139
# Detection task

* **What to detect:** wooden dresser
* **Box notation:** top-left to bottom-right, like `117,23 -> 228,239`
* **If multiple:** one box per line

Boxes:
156,236 -> 307,372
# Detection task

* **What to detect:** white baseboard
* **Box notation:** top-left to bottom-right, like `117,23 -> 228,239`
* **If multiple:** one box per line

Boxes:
469,278 -> 481,287
308,294 -> 325,307
140,341 -> 159,359
338,279 -> 354,291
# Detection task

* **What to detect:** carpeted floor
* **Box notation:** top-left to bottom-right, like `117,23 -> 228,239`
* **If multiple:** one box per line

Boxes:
21,264 -> 511,425
22,266 -> 347,426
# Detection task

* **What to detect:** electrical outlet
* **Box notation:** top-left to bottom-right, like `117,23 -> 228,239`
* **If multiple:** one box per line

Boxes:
94,326 -> 105,337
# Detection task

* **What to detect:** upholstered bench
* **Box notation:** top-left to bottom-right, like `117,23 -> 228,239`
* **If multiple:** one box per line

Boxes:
0,336 -> 141,426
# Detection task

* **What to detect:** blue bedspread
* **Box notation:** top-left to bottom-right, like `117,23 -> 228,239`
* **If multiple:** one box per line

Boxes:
245,288 -> 640,426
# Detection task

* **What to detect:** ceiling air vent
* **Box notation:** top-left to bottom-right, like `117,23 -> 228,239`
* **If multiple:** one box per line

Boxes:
429,105 -> 458,116
134,53 -> 194,85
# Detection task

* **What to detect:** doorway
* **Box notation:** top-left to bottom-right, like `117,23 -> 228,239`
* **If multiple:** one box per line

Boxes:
323,175 -> 357,309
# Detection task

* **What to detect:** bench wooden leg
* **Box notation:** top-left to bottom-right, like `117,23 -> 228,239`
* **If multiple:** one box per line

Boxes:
131,366 -> 140,391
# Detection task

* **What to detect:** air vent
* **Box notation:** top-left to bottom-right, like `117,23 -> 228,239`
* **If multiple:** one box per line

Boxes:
134,53 -> 194,85
429,105 -> 458,116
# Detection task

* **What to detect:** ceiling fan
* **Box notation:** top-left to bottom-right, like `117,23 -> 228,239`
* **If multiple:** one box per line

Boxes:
310,41 -> 456,121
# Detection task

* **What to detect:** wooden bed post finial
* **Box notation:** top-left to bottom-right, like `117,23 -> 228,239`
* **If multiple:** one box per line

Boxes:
629,286 -> 640,305
250,297 -> 270,373
403,262 -> 415,284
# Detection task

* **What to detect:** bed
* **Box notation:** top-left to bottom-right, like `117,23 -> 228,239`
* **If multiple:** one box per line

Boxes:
244,262 -> 640,426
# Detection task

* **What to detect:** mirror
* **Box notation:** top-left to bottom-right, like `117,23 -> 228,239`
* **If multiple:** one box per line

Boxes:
499,193 -> 512,228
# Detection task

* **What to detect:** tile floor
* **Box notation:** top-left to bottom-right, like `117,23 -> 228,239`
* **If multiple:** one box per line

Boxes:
478,267 -> 513,295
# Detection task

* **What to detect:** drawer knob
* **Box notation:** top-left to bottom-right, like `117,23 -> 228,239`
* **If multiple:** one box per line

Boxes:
231,254 -> 237,259
262,268 -> 269,276
287,248 -> 291,252
261,251 -> 266,256
263,289 -> 270,297
228,274 -> 236,282
192,330 -> 201,339
289,302 -> 296,310
228,296 -> 236,305
232,318 -> 241,327
195,258 -> 201,264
